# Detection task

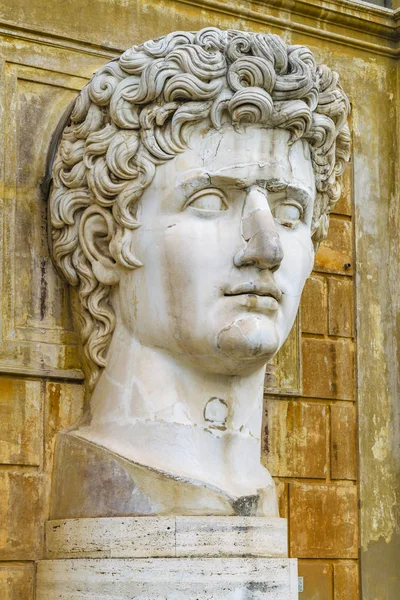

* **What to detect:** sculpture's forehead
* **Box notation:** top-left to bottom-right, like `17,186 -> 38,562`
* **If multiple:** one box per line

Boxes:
174,125 -> 315,194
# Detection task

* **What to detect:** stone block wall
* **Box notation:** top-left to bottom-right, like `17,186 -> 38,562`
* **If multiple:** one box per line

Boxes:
0,380 -> 85,598
263,166 -> 359,600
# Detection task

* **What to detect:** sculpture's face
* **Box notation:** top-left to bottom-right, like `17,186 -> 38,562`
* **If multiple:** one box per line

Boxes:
117,124 -> 315,374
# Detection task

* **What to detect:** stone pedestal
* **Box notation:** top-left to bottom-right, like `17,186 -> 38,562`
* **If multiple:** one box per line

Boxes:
36,516 -> 298,599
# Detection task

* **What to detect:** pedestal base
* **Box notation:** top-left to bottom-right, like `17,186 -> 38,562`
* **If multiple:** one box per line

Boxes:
36,517 -> 298,599
37,557 -> 298,599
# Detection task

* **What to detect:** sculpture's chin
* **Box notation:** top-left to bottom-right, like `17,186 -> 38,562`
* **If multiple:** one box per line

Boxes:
216,315 -> 280,362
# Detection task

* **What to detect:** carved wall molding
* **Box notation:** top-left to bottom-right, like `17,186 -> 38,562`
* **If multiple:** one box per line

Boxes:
0,24 -> 120,59
0,62 -> 87,380
1,0 -> 400,60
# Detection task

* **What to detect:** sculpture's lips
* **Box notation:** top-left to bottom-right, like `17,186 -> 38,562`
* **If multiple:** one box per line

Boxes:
224,281 -> 282,303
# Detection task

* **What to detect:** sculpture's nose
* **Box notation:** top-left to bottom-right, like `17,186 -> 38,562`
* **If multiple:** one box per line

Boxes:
234,186 -> 284,272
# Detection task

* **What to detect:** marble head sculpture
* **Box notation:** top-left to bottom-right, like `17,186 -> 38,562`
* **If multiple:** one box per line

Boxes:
48,28 -> 350,518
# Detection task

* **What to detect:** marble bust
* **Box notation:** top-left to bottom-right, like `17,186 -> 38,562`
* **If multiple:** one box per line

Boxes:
48,28 -> 350,518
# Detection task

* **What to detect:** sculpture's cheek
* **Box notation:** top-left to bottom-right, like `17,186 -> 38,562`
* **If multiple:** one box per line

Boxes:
275,225 -> 315,296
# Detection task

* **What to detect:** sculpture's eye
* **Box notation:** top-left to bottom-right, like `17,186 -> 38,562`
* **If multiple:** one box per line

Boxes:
273,201 -> 303,228
185,188 -> 228,212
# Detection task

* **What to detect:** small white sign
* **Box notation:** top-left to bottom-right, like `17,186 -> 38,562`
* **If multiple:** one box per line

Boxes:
298,577 -> 304,593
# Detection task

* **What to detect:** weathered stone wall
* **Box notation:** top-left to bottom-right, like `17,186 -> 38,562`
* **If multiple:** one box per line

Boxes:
0,1 -> 399,599
264,164 -> 358,600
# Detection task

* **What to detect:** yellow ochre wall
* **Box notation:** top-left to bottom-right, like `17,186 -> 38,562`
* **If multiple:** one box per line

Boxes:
0,1 -> 399,599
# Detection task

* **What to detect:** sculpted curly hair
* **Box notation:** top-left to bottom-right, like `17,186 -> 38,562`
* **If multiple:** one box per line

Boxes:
48,27 -> 351,389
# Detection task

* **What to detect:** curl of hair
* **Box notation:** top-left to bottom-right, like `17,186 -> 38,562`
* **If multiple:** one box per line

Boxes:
49,27 -> 351,388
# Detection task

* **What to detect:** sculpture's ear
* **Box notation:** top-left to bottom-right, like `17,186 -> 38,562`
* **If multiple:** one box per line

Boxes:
79,206 -> 120,286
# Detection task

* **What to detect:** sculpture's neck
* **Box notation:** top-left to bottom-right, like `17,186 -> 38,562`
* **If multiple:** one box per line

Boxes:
88,322 -> 266,432
76,322 -> 268,496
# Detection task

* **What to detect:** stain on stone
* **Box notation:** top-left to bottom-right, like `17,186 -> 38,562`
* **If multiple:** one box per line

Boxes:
232,495 -> 259,516
262,405 -> 269,455
204,397 -> 228,428
246,581 -> 277,592
40,257 -> 48,320
329,342 -> 338,398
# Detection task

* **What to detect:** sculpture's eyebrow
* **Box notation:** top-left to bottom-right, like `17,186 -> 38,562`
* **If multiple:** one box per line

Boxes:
264,182 -> 313,210
177,173 -> 213,197
178,172 -> 313,209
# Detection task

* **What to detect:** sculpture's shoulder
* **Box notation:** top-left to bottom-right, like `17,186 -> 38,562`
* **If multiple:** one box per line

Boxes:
50,430 -> 276,519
